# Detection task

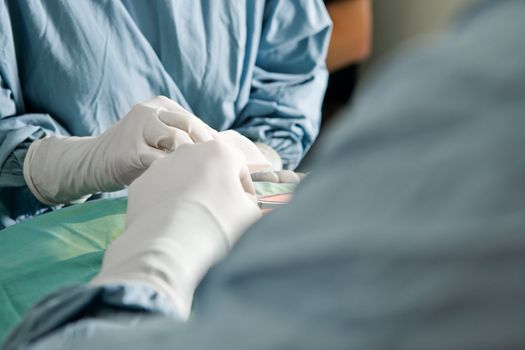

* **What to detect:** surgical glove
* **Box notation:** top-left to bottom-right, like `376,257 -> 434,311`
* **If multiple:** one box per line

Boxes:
91,140 -> 261,320
217,130 -> 272,173
255,142 -> 283,171
24,96 -> 215,205
251,170 -> 306,184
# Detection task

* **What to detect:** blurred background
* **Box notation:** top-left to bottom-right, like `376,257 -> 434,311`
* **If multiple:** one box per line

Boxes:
321,0 -> 475,126
303,0 -> 475,169
365,0 -> 473,72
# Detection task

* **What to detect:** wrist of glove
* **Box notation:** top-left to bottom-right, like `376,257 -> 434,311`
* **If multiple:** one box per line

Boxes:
91,201 -> 230,320
23,96 -> 216,205
91,140 -> 261,319
24,135 -> 109,205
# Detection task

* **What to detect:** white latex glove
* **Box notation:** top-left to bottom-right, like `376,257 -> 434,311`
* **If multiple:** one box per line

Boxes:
216,130 -> 272,173
91,140 -> 261,320
251,170 -> 306,184
255,142 -> 283,171
24,96 -> 216,205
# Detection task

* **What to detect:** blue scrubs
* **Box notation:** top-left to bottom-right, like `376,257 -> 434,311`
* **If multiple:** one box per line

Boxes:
0,0 -> 331,228
5,0 -> 525,349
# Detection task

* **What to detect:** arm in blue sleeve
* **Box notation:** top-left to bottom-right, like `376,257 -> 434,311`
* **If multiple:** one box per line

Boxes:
0,6 -> 68,228
0,113 -> 67,228
3,283 -> 179,350
233,0 -> 331,169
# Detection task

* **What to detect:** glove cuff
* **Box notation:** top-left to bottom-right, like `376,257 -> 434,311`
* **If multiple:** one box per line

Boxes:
23,136 -> 95,205
23,139 -> 59,206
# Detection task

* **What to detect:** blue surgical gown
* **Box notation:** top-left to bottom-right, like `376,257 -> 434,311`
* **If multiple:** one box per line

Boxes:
0,0 -> 331,228
4,0 -> 525,349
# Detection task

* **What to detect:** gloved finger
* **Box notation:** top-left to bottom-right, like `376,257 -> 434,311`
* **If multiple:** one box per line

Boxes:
254,142 -> 283,171
139,147 -> 167,168
251,171 -> 280,183
239,164 -> 256,196
161,128 -> 193,151
158,109 -> 215,143
141,96 -> 195,120
275,170 -> 301,184
147,96 -> 218,135
117,147 -> 167,186
215,131 -> 272,173
143,117 -> 194,151
245,192 -> 258,206
213,139 -> 256,196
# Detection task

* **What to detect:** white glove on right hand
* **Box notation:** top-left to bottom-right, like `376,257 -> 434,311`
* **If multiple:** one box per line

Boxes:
24,96 -> 216,205
91,140 -> 261,320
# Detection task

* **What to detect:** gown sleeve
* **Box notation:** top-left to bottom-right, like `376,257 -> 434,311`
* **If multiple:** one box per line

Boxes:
233,0 -> 332,169
0,5 -> 68,228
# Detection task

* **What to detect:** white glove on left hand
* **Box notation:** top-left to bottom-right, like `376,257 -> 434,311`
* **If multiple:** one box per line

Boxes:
91,140 -> 261,320
24,96 -> 215,205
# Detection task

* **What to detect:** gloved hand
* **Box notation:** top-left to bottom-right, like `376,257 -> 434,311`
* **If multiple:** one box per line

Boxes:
91,140 -> 261,320
24,96 -> 216,205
